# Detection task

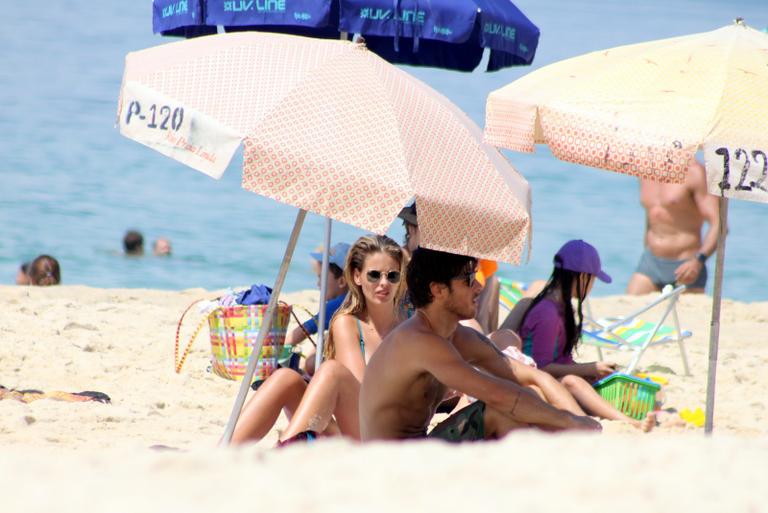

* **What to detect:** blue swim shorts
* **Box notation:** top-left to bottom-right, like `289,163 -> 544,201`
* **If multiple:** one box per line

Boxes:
635,248 -> 707,290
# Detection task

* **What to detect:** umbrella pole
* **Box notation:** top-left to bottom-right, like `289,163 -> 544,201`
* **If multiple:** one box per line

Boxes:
704,196 -> 729,434
315,217 -> 333,370
219,208 -> 308,445
312,30 -> 348,369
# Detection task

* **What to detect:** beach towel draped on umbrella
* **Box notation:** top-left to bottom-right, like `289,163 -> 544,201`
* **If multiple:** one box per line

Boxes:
484,20 -> 768,433
117,32 -> 531,443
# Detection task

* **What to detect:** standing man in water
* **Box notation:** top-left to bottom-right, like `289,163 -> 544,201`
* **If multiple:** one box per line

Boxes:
359,247 -> 600,441
627,160 -> 720,294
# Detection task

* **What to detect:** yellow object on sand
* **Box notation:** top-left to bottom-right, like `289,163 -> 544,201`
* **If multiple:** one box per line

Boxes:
635,373 -> 670,386
680,408 -> 706,427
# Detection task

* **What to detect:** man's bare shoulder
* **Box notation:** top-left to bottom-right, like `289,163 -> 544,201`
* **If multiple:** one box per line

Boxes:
386,316 -> 447,347
685,161 -> 708,190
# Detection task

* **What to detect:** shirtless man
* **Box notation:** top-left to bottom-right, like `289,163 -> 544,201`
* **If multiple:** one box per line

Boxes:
359,247 -> 601,441
627,160 -> 720,294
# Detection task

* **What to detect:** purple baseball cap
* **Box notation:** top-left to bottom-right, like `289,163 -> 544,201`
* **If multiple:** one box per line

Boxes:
554,240 -> 612,283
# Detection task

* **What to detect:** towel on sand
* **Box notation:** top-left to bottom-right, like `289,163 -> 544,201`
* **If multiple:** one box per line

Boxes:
0,385 -> 111,404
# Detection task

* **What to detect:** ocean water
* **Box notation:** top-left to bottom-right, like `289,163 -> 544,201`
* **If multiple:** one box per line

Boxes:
1,1 -> 766,300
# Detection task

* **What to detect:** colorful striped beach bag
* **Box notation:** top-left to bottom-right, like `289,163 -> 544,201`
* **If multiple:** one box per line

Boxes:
175,301 -> 292,381
208,304 -> 291,380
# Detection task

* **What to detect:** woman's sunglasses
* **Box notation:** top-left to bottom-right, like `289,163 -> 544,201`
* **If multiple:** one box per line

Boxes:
366,270 -> 401,284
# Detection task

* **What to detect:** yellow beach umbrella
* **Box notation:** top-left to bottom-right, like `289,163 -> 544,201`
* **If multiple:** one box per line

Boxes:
484,20 -> 768,433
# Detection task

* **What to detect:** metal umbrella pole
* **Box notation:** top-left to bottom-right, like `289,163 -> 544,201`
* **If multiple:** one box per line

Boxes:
315,217 -> 333,371
704,196 -> 730,434
312,30 -> 350,371
220,208 -> 307,445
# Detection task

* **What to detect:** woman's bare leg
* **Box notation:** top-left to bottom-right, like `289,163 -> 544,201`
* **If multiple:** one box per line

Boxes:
520,367 -> 587,416
491,347 -> 588,417
560,375 -> 655,432
230,369 -> 307,444
279,360 -> 362,441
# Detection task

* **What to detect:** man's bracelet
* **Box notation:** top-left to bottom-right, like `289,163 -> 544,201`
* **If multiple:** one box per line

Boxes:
696,252 -> 708,264
510,391 -> 521,417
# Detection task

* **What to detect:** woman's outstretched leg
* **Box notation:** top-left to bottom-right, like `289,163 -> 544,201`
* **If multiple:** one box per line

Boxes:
279,360 -> 361,441
560,375 -> 655,432
230,369 -> 308,444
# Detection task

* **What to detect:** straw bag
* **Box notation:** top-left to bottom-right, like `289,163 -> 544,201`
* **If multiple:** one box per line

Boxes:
175,300 -> 293,381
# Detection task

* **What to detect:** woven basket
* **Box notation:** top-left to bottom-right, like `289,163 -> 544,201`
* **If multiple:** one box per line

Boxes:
593,373 -> 661,420
207,304 -> 292,381
175,301 -> 293,382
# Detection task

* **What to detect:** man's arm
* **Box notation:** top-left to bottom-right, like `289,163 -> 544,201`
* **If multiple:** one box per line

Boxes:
675,163 -> 721,285
691,162 -> 721,258
419,332 -> 586,431
455,327 -> 606,415
285,325 -> 308,346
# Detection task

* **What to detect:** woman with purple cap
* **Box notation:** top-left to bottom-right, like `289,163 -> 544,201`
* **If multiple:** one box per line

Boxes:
517,240 -> 656,431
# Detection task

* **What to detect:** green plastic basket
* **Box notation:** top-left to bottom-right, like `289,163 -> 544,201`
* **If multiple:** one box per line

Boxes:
593,373 -> 661,420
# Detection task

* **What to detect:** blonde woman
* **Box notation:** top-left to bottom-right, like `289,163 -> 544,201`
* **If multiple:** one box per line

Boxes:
232,234 -> 406,444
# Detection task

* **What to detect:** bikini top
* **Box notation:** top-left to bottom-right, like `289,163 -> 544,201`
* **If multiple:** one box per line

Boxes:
355,318 -> 366,359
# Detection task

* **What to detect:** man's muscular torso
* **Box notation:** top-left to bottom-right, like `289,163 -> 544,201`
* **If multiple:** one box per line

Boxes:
640,177 -> 703,260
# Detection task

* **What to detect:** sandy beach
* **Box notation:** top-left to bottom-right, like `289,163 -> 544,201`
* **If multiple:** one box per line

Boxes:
2,284 -> 767,512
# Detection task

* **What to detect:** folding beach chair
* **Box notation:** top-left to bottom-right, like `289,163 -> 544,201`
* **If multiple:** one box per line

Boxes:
498,277 -> 528,323
581,285 -> 692,375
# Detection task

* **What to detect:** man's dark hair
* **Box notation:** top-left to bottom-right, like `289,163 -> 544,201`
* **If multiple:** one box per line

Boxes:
329,263 -> 343,279
123,230 -> 144,254
406,247 -> 477,308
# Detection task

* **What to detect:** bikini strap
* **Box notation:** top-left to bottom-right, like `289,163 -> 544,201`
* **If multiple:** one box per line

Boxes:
356,318 -> 365,357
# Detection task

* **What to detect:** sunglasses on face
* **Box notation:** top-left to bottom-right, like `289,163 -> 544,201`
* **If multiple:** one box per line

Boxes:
455,271 -> 477,287
365,270 -> 401,284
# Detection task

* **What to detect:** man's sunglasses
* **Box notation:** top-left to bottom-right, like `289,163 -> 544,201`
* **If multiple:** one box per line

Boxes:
456,271 -> 477,287
366,270 -> 401,284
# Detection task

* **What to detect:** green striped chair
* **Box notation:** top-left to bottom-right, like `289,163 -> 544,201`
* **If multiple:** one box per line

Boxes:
581,285 -> 692,375
498,277 -> 528,320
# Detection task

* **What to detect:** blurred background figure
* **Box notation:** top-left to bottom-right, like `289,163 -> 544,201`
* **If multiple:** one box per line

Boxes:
153,237 -> 172,256
398,204 -> 419,258
15,262 -> 31,285
123,230 -> 144,255
27,255 -> 61,286
286,242 -> 351,375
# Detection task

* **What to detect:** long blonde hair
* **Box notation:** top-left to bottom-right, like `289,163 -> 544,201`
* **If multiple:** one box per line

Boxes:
323,234 -> 406,359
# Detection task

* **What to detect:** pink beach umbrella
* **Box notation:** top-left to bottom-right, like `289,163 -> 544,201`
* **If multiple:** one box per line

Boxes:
117,31 -> 531,443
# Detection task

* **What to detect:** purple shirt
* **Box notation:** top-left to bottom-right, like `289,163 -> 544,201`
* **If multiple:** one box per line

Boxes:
518,298 -> 575,368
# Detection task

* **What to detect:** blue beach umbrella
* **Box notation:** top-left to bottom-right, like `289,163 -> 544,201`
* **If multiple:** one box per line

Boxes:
153,1 -> 540,72
152,0 -> 217,37
207,0 -> 343,39
342,0 -> 540,71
